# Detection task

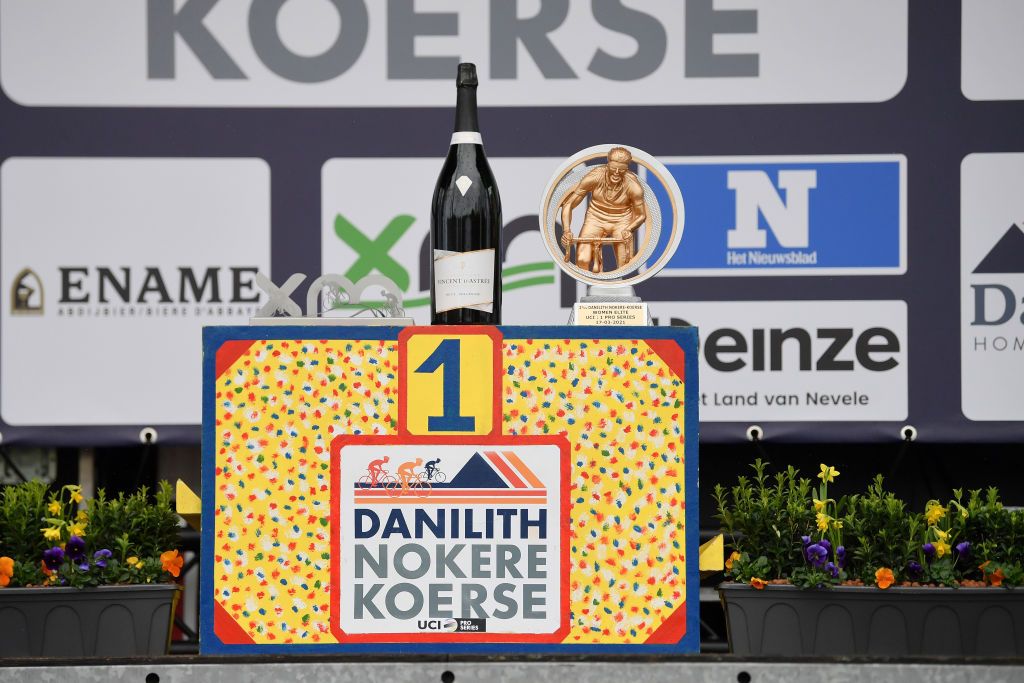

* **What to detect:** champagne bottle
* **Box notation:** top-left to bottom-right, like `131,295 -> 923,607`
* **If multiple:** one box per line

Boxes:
430,62 -> 502,325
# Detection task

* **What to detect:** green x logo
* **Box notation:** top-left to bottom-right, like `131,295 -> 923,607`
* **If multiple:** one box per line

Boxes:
333,213 -> 414,292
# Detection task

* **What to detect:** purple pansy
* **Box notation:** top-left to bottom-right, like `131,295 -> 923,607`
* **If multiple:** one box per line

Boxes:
922,543 -> 936,560
93,549 -> 112,569
825,561 -> 839,579
836,545 -> 847,569
66,535 -> 86,561
801,535 -> 811,547
805,543 -> 828,568
42,546 -> 64,570
907,560 -> 923,579
818,538 -> 832,553
77,560 -> 90,572
955,541 -> 971,559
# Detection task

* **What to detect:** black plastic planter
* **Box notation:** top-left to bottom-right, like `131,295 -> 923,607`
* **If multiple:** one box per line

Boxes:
720,583 -> 1024,657
0,584 -> 180,657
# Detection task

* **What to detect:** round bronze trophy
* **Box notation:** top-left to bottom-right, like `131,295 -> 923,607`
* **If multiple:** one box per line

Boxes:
539,144 -> 684,325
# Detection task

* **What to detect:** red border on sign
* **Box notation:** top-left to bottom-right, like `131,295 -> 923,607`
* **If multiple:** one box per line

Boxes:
215,340 -> 257,379
328,433 -> 571,644
644,339 -> 686,383
396,326 -> 504,437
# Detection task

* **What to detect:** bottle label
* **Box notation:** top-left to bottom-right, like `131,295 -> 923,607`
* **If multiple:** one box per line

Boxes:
433,248 -> 495,314
450,132 -> 483,145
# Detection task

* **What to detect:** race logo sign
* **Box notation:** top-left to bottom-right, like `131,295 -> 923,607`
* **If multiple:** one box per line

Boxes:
202,325 -> 698,654
333,438 -> 569,641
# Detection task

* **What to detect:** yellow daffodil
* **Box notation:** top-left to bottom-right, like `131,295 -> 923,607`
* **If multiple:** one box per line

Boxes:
47,500 -> 62,515
934,540 -> 950,558
831,519 -> 844,531
813,499 -> 827,513
818,464 -> 839,483
925,501 -> 946,526
127,556 -> 144,569
76,510 -> 89,522
816,512 -> 831,532
41,526 -> 62,541
69,523 -> 86,537
70,490 -> 83,504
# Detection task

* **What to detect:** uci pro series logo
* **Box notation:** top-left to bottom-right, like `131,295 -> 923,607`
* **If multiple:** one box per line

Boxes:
418,618 -> 458,632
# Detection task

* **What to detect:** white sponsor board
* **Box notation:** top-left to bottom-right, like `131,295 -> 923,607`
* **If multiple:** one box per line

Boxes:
1,158 -> 270,426
337,442 -> 563,637
2,0 -> 907,107
321,156 -> 575,326
962,0 -> 1024,101
653,301 -> 908,422
960,154 -> 1024,421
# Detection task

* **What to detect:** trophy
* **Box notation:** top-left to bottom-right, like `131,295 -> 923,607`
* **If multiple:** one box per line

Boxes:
539,144 -> 684,325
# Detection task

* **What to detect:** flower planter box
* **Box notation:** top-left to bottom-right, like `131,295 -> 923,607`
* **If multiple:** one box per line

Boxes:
0,584 -> 180,658
720,583 -> 1024,657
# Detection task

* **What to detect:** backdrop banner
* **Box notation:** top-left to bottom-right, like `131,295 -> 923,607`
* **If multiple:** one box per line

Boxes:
1,1 -> 1021,444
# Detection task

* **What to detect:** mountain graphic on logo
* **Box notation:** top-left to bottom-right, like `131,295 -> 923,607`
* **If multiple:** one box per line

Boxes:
447,452 -> 510,488
973,224 -> 1024,274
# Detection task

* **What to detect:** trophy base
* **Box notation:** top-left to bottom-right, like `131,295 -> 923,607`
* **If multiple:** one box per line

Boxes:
569,285 -> 652,326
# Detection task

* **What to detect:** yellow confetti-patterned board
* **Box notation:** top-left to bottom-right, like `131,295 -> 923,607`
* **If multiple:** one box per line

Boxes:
201,325 -> 699,654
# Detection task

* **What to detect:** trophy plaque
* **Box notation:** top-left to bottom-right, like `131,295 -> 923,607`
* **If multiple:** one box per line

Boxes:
539,144 -> 684,325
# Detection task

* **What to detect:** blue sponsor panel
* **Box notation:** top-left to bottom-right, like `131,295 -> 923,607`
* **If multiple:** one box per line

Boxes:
649,158 -> 904,273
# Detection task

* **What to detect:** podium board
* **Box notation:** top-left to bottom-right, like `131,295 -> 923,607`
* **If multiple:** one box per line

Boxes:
201,325 -> 699,654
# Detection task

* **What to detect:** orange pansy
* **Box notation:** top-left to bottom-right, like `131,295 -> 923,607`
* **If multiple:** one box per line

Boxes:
875,567 -> 895,589
160,549 -> 184,578
725,551 -> 741,571
990,568 -> 1005,588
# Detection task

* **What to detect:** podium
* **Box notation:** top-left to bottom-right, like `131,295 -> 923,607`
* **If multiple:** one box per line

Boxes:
201,325 -> 699,654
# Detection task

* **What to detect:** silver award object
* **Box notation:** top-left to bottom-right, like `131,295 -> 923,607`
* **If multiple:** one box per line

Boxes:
251,273 -> 414,326
539,144 -> 684,326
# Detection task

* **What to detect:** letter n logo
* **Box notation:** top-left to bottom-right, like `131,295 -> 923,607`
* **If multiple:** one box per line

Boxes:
726,170 -> 817,249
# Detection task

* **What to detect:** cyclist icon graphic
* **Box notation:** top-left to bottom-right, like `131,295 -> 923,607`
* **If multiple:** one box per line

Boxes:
358,457 -> 442,498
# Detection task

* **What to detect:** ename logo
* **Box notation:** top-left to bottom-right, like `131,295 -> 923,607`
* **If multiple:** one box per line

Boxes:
11,265 -> 263,319
10,268 -> 43,315
661,155 -> 906,276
